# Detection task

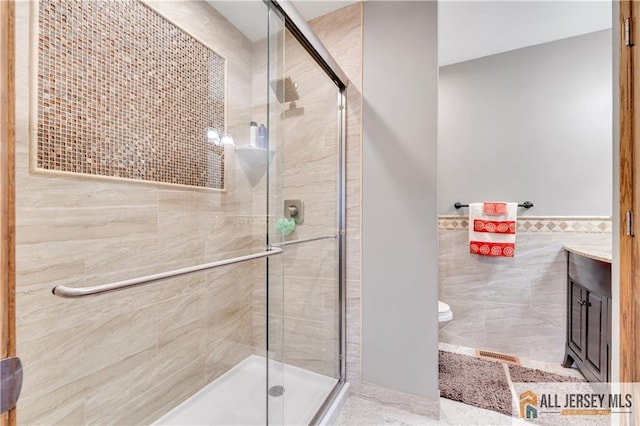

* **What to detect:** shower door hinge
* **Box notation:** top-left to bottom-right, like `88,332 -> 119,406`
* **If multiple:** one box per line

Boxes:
625,210 -> 634,236
1,357 -> 23,414
625,18 -> 634,47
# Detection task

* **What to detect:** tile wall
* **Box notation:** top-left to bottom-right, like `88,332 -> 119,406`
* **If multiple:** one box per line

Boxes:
16,1 -> 361,424
307,3 -> 363,387
36,0 -> 226,189
439,216 -> 612,363
15,1 -> 364,424
16,1 -> 265,423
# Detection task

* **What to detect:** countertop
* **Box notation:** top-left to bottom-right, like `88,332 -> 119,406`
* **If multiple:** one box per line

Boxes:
564,244 -> 612,264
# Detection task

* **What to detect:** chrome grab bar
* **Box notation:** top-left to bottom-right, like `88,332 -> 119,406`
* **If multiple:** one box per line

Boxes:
52,247 -> 283,298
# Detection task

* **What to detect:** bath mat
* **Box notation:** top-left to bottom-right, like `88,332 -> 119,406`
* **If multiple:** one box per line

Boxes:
439,350 -> 586,418
508,365 -> 607,426
438,350 -> 513,415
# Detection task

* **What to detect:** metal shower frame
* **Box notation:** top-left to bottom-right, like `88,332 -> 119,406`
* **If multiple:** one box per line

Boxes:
267,2 -> 349,423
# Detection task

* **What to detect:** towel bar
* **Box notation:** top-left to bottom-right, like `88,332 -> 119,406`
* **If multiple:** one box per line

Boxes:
52,247 -> 283,298
454,201 -> 534,209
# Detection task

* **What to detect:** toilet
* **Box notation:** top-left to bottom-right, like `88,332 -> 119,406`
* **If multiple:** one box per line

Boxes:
438,301 -> 453,328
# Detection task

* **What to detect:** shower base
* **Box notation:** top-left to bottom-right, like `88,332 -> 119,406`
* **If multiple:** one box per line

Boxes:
153,355 -> 338,425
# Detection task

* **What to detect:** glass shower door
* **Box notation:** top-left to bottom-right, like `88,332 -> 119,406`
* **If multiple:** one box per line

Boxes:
266,4 -> 286,425
255,4 -> 347,423
275,24 -> 344,424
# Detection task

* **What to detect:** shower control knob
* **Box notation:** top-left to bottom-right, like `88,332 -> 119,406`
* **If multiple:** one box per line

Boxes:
284,199 -> 303,224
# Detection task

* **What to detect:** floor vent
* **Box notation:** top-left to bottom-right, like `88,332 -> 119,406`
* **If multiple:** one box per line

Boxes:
475,350 -> 521,365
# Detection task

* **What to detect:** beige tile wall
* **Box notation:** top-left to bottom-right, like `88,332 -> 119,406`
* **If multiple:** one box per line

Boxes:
308,3 -> 363,388
308,5 -> 363,245
15,1 -> 363,424
15,1 -> 270,424
439,220 -> 612,363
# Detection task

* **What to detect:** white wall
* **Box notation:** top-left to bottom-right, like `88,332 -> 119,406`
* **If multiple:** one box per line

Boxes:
438,1 -> 612,66
362,1 -> 439,401
439,30 -> 612,216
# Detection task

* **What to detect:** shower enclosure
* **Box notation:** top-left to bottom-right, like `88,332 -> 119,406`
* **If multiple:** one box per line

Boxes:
11,0 -> 347,424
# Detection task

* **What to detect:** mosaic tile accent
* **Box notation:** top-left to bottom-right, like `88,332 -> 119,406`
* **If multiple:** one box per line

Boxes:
439,216 -> 612,233
36,0 -> 226,189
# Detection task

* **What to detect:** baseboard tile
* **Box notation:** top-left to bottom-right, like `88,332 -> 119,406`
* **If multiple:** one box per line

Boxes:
354,381 -> 440,419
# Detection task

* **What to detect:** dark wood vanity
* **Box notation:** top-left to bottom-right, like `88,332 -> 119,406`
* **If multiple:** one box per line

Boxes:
562,248 -> 612,382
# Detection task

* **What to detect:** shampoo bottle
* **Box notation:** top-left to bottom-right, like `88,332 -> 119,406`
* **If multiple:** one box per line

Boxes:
249,121 -> 257,147
258,124 -> 268,149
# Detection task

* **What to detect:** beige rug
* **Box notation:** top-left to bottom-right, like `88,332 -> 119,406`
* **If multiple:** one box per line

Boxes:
439,350 -> 513,415
438,350 -> 583,417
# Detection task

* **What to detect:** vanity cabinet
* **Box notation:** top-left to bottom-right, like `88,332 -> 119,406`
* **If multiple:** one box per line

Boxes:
562,251 -> 611,383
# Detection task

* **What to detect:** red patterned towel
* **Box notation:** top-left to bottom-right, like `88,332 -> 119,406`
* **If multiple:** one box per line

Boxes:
483,202 -> 508,216
469,202 -> 517,257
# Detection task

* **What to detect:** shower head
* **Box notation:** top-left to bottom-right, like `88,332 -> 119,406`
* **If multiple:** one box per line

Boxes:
271,77 -> 300,103
281,102 -> 304,119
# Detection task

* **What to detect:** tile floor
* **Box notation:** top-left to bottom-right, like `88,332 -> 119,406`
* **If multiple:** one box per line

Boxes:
335,395 -> 523,425
334,342 -> 584,425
